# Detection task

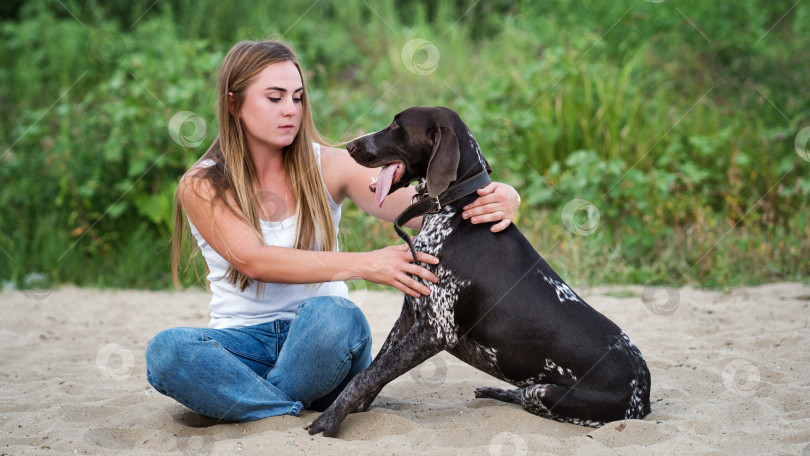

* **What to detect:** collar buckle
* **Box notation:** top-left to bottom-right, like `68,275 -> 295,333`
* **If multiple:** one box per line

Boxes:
428,196 -> 442,213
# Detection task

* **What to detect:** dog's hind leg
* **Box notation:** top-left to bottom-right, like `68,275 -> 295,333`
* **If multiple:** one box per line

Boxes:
519,384 -> 616,427
476,383 -> 622,427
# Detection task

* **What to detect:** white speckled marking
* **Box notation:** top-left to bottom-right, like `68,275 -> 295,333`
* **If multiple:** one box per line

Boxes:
407,207 -> 469,346
610,331 -> 650,419
451,339 -> 503,380
520,385 -> 604,428
542,275 -> 583,304
463,125 -> 489,172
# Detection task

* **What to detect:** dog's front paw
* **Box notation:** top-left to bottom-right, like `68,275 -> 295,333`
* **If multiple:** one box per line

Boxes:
305,410 -> 342,438
353,395 -> 376,413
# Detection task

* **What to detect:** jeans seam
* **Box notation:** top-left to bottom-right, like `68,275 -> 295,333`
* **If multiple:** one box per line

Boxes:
310,355 -> 353,402
209,339 -> 297,404
311,333 -> 370,401
348,334 -> 371,357
202,329 -> 279,368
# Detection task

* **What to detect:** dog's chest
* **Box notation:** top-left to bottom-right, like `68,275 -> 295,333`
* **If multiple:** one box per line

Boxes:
411,208 -> 456,256
408,209 -> 468,345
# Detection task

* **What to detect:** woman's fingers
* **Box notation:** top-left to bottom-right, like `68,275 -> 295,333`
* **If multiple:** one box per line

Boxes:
462,182 -> 520,230
475,182 -> 497,197
489,217 -> 512,233
399,272 -> 432,298
414,250 -> 440,267
374,245 -> 439,297
394,281 -> 423,298
407,260 -> 439,284
389,242 -> 439,266
463,190 -> 497,212
463,203 -> 501,221
388,262 -> 435,297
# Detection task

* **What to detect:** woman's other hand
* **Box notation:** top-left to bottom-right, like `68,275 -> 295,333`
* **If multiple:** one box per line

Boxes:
461,182 -> 521,232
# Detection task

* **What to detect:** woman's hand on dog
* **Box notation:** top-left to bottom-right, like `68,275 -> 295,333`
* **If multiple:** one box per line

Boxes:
361,244 -> 440,298
462,182 -> 521,232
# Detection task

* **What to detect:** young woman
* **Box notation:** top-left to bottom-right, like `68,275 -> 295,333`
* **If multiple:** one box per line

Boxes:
145,40 -> 520,422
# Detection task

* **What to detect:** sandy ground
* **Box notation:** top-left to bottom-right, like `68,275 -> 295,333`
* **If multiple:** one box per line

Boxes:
1,282 -> 809,455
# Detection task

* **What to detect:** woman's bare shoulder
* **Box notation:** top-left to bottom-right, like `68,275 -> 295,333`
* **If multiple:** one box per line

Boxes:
319,144 -> 349,165
177,166 -> 217,204
318,145 -> 355,201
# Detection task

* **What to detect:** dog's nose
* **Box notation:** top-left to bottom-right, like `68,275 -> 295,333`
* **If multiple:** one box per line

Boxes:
346,141 -> 356,154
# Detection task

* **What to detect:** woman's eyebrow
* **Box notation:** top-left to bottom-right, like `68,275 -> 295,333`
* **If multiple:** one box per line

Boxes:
265,87 -> 304,93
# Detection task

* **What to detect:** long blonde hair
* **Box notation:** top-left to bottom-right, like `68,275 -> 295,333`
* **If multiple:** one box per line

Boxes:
172,40 -> 336,292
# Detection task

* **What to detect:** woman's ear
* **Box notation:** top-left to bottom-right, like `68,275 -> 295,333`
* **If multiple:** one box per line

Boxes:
227,91 -> 236,116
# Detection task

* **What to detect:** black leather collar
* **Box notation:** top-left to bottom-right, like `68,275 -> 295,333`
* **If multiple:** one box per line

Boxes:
394,169 -> 492,263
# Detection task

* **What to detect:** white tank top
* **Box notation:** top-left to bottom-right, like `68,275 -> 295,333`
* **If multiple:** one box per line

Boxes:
188,143 -> 350,329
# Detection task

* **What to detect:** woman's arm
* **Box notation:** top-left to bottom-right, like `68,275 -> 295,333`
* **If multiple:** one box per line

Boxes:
320,145 -> 423,228
178,172 -> 439,298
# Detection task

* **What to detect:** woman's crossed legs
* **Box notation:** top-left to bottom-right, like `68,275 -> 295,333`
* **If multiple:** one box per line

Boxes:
145,296 -> 371,422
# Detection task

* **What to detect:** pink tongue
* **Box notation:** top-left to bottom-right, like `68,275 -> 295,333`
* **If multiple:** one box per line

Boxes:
375,164 -> 398,207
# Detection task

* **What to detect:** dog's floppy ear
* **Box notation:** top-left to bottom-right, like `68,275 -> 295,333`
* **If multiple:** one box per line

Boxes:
427,125 -> 460,198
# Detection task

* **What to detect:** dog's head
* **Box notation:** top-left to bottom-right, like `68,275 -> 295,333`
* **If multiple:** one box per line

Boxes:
348,106 -> 484,207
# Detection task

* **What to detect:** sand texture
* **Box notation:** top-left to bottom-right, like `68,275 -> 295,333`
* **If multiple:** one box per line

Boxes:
2,282 -> 809,455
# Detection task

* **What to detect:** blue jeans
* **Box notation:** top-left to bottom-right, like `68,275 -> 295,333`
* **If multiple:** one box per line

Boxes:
145,296 -> 372,422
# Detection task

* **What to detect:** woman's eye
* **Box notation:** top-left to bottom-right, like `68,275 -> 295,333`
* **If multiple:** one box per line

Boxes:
268,97 -> 281,102
293,98 -> 302,103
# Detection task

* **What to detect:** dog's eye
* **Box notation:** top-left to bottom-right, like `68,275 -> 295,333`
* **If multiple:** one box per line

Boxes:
389,122 -> 399,130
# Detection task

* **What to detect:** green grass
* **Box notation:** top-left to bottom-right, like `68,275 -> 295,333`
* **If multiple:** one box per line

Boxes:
1,0 -> 808,291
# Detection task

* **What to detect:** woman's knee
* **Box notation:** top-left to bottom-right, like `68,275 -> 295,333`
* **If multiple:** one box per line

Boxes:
145,327 -> 197,387
294,296 -> 371,348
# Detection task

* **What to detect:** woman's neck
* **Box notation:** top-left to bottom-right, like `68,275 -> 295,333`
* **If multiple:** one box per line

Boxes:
248,143 -> 286,187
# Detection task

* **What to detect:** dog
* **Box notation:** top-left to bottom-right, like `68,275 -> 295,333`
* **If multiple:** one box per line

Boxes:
306,106 -> 651,437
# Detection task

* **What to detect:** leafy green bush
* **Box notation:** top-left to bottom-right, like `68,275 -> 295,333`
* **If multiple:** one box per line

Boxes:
1,0 -> 808,290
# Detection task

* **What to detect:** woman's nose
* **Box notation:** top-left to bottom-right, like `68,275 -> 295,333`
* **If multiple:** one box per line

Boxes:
282,97 -> 297,116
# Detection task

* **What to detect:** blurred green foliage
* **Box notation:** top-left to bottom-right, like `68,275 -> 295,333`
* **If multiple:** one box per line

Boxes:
1,0 -> 808,290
